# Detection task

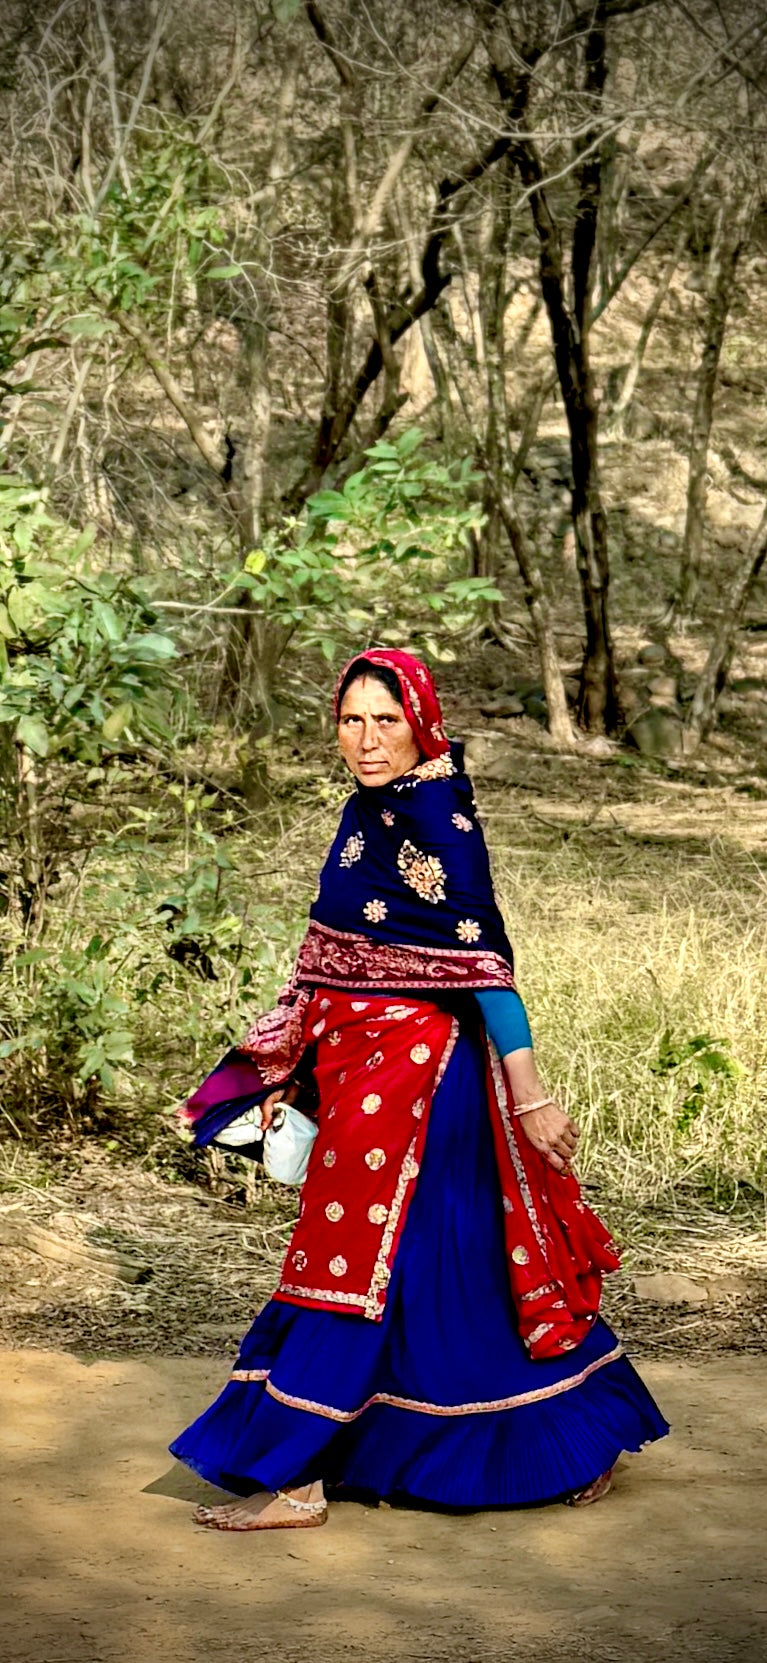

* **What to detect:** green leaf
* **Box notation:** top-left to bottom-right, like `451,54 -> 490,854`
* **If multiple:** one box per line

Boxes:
62,315 -> 114,339
244,549 -> 267,574
102,702 -> 133,740
15,714 -> 49,757
206,264 -> 243,280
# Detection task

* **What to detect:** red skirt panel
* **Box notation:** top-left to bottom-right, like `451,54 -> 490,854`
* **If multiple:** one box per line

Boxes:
274,990 -> 457,1321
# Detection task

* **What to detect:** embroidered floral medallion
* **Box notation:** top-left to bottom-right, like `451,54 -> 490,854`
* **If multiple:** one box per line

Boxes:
362,1093 -> 382,1114
368,1203 -> 388,1224
323,1149 -> 337,1168
366,1050 -> 384,1069
339,833 -> 365,868
452,813 -> 473,832
410,1043 -> 431,1064
381,810 -> 395,827
397,839 -> 447,905
456,918 -> 481,943
365,1148 -> 386,1170
329,1255 -> 348,1277
325,1201 -> 344,1222
292,1250 -> 307,1270
363,899 -> 388,923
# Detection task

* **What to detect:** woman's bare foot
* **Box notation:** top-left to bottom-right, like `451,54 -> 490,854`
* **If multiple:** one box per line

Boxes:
194,1481 -> 327,1531
566,1467 -> 613,1507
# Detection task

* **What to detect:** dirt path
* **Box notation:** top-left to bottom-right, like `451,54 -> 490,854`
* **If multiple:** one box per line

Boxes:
2,1350 -> 765,1663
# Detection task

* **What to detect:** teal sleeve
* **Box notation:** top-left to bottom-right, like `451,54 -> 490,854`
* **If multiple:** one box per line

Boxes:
475,988 -> 533,1054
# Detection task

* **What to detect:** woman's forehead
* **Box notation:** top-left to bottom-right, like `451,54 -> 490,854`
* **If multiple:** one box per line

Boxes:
338,675 -> 403,715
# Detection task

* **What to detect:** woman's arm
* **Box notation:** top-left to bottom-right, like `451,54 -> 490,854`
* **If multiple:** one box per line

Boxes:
475,988 -> 579,1173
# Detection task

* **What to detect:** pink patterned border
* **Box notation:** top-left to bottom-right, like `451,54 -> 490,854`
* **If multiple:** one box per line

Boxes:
296,918 -> 516,991
228,1343 -> 623,1419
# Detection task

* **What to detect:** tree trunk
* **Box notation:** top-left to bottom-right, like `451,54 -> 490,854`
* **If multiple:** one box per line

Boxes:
510,7 -> 619,734
684,502 -> 767,753
677,194 -> 753,615
494,488 -> 576,750
606,219 -> 687,433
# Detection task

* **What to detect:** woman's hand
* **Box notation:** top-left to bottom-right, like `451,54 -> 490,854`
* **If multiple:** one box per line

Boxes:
260,1081 -> 299,1132
517,1101 -> 579,1174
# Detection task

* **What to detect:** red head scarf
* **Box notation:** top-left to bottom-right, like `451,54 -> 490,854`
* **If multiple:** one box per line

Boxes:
333,648 -> 450,761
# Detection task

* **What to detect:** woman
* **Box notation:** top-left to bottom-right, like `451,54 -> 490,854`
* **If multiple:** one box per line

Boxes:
172,649 -> 668,1530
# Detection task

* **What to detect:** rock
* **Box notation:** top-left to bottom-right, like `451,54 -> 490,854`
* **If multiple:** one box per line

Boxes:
647,675 -> 680,706
479,694 -> 525,719
463,732 -> 517,781
626,708 -> 685,759
631,1272 -> 708,1306
637,643 -> 667,667
576,734 -> 615,760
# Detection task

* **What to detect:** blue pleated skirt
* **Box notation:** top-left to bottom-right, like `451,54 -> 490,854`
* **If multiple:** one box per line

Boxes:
170,1026 -> 669,1506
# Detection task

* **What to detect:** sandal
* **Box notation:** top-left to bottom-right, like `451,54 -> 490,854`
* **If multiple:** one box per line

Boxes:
565,1467 -> 613,1507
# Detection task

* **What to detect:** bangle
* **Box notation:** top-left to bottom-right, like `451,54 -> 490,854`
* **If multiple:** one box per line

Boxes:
512,1095 -> 557,1117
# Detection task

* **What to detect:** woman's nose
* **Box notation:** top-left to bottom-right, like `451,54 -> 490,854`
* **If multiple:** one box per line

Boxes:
360,721 -> 378,749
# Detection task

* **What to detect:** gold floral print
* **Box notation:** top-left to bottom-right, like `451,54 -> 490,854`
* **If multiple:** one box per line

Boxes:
365,1148 -> 386,1170
339,833 -> 365,868
411,1097 -> 425,1119
366,1051 -> 384,1069
323,1149 -> 337,1168
397,839 -> 447,905
368,1203 -> 388,1224
329,1255 -> 348,1277
511,1245 -> 530,1266
325,1201 -> 344,1222
292,1250 -> 307,1270
452,813 -> 473,832
409,1043 -> 431,1064
363,899 -> 388,923
456,918 -> 481,943
361,1093 -> 382,1114
327,1030 -> 342,1046
381,810 -> 395,827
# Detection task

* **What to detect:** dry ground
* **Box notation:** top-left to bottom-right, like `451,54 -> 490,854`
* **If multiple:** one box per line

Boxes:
1,1348 -> 765,1663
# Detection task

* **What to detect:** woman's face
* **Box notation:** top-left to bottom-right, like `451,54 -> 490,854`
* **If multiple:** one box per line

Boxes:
337,675 -> 420,786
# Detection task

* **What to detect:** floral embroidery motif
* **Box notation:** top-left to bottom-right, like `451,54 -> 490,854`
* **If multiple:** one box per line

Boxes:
327,1030 -> 341,1046
312,1019 -> 326,1037
431,722 -> 446,742
412,1098 -> 425,1119
410,1043 -> 431,1064
338,1070 -> 347,1084
329,1255 -> 348,1277
339,833 -> 365,868
325,1201 -> 344,1223
456,918 -> 481,943
362,1093 -> 382,1114
397,840 -> 447,905
366,1051 -> 384,1069
394,753 -> 456,790
371,1262 -> 390,1287
292,1250 -> 307,1270
512,1244 -> 530,1266
381,810 -> 395,827
452,813 -> 473,833
368,1203 -> 388,1224
383,1004 -> 419,1020
365,1148 -> 386,1170
320,997 -> 331,1010
408,683 -> 422,718
351,1000 -> 369,1011
363,900 -> 388,923
323,1149 -> 337,1168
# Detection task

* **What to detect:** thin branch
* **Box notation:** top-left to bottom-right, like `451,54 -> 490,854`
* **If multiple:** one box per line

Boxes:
114,312 -> 227,476
304,0 -> 356,90
93,0 -> 172,211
